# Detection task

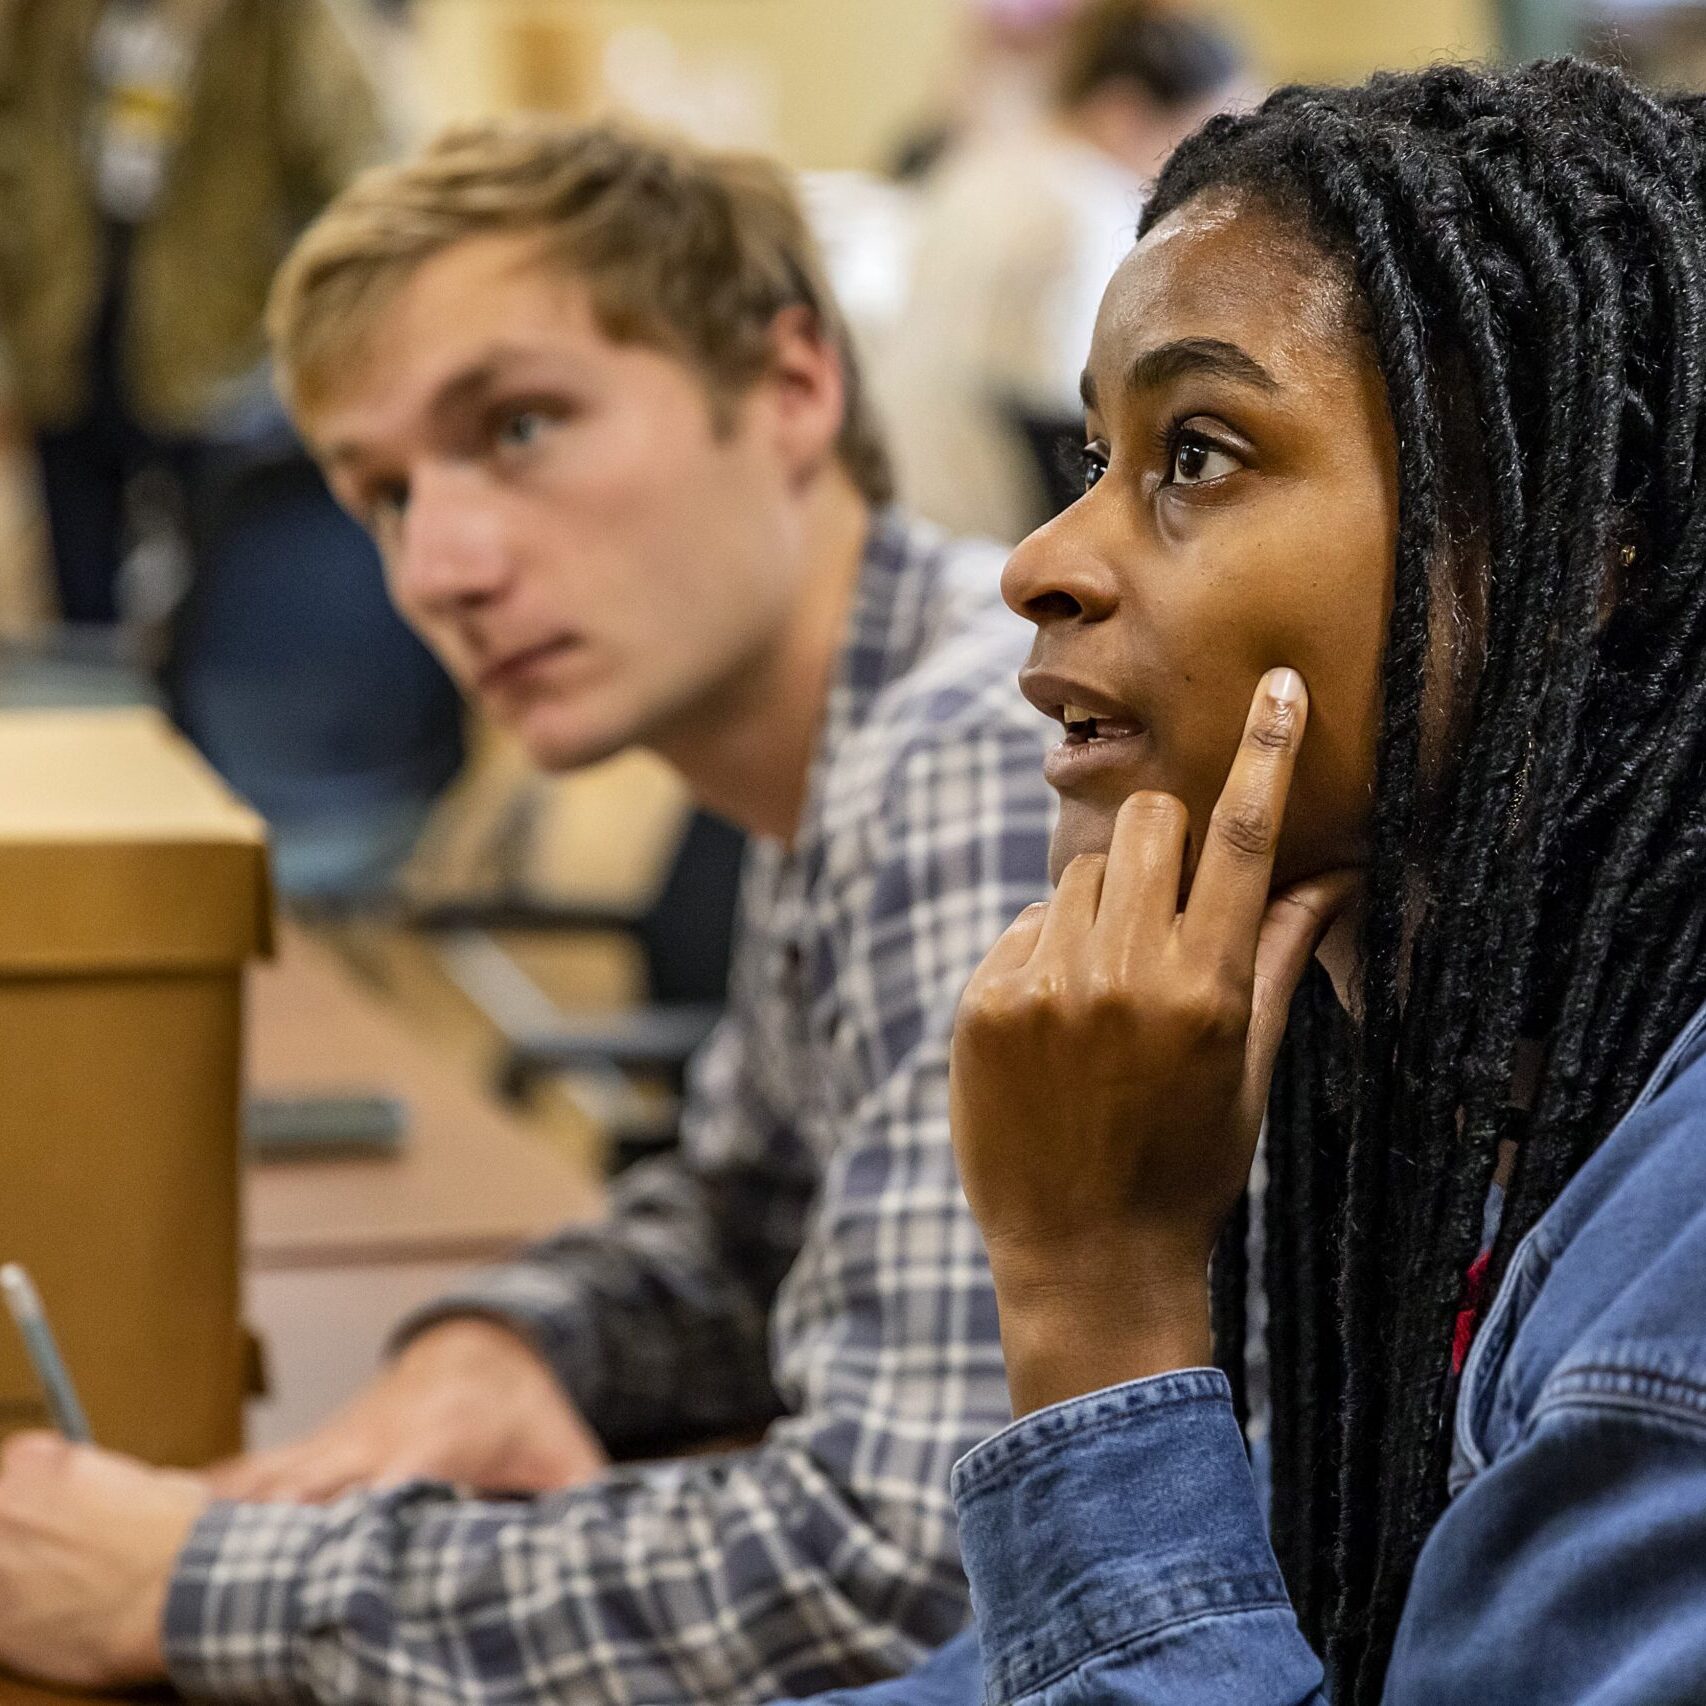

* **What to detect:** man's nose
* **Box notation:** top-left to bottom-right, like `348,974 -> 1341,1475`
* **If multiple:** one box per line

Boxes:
1000,506 -> 1122,628
390,464 -> 512,616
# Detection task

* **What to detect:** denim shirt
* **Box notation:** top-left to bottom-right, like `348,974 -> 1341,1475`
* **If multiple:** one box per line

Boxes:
801,992 -> 1706,1706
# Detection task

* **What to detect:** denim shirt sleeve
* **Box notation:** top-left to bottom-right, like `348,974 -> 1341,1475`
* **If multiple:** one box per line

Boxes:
930,1363 -> 1706,1706
952,1369 -> 1327,1706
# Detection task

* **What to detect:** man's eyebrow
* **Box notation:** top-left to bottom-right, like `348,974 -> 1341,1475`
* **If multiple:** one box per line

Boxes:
316,355 -> 522,471
1127,337 -> 1279,395
426,358 -> 506,425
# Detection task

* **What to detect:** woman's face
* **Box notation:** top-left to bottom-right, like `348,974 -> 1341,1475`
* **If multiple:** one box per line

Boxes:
1005,191 -> 1400,886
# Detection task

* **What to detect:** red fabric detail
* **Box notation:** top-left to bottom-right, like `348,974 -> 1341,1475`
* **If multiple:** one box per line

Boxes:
1452,1248 -> 1493,1376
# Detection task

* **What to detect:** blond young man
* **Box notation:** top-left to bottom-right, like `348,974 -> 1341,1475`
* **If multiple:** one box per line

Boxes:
0,123 -> 1055,1702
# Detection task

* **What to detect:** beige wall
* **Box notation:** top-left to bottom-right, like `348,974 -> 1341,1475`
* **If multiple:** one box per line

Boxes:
1218,0 -> 1493,84
417,0 -> 1497,172
417,0 -> 960,169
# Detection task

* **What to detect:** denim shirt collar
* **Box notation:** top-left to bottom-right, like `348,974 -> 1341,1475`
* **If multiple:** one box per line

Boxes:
1451,987 -> 1706,1491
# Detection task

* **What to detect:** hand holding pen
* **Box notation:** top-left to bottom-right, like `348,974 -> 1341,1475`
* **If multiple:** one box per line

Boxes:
0,1263 -> 208,1687
0,1264 -> 92,1443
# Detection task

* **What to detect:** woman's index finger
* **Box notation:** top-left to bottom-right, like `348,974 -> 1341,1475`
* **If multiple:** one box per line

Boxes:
1180,669 -> 1309,977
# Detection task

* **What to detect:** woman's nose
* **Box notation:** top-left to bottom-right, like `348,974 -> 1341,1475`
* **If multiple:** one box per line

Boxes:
1001,510 -> 1122,627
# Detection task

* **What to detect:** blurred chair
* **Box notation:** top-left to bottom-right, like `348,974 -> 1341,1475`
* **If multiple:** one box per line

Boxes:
420,806 -> 743,1170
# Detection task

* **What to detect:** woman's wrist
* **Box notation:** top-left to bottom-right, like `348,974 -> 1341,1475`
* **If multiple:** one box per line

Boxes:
988,1238 -> 1214,1417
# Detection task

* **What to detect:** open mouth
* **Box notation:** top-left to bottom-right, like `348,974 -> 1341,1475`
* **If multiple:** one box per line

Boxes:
1043,698 -> 1149,790
1060,702 -> 1145,745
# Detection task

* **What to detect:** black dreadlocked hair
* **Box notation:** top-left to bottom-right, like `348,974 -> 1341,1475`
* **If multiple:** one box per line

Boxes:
1146,58 -> 1706,1702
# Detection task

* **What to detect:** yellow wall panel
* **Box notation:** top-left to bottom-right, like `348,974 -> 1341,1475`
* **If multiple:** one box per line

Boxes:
418,0 -> 1497,172
418,0 -> 958,169
1218,0 -> 1494,84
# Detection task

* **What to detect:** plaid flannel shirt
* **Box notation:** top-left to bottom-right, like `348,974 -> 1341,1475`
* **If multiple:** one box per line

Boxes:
164,510 -> 1058,1705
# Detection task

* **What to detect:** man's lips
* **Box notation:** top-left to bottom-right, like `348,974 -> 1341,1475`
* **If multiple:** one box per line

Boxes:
474,635 -> 577,694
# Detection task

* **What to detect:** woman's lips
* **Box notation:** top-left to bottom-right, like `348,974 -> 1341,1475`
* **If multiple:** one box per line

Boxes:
1042,721 -> 1150,789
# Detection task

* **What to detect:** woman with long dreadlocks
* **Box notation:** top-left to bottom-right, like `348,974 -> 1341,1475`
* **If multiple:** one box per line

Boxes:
797,52 -> 1706,1706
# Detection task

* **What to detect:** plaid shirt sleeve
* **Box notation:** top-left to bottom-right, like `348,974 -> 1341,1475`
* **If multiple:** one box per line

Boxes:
162,654 -> 1055,1705
384,998 -> 819,1453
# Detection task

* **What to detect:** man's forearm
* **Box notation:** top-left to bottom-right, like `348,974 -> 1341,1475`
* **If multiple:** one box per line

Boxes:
165,1429 -> 974,1706
395,1152 -> 802,1451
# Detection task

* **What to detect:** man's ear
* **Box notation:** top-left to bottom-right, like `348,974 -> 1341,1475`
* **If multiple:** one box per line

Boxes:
758,303 -> 847,486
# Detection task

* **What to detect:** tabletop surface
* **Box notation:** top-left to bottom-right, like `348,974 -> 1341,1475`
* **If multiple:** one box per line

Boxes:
245,924 -> 605,1269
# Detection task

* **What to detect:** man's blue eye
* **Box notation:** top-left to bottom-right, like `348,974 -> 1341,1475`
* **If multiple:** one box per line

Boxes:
499,411 -> 547,448
1082,446 -> 1107,492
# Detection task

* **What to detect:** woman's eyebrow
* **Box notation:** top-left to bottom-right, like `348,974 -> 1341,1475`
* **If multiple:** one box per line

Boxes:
1126,337 -> 1280,396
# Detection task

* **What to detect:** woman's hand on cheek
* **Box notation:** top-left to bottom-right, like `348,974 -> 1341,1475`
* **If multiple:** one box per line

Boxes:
951,669 -> 1360,1416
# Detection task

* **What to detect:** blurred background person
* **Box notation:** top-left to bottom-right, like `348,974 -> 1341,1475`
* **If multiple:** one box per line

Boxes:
0,0 -> 386,630
889,0 -> 1088,180
876,1 -> 1249,544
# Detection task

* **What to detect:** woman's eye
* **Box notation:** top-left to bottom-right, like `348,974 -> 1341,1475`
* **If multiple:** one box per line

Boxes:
1168,430 -> 1238,486
1081,444 -> 1109,492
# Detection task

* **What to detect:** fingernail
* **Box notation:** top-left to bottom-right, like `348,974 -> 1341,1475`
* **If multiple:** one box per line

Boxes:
1266,668 -> 1304,705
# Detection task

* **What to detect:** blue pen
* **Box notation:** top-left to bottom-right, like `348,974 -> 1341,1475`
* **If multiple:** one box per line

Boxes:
0,1263 -> 92,1443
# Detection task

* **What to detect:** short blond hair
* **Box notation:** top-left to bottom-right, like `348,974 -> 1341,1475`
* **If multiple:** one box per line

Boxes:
269,119 -> 894,505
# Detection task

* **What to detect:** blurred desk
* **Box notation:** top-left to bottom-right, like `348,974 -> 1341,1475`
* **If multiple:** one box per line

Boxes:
243,925 -> 605,1445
